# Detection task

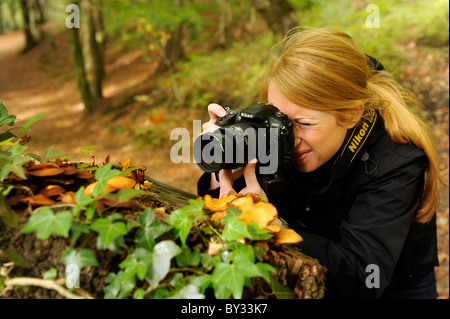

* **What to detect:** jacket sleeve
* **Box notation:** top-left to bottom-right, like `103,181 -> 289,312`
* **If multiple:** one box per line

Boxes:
297,151 -> 427,298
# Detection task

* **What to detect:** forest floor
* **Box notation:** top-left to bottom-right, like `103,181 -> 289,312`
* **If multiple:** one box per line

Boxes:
0,27 -> 448,298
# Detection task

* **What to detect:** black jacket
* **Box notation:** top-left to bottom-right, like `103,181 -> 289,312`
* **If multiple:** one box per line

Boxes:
197,117 -> 439,299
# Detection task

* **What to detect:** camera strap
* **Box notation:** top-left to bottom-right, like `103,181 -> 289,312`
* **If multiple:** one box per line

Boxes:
331,106 -> 378,182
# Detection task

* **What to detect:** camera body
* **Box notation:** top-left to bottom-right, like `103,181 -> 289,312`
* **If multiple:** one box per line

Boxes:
194,103 -> 295,196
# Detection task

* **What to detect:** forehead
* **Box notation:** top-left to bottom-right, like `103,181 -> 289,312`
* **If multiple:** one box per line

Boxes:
267,83 -> 322,119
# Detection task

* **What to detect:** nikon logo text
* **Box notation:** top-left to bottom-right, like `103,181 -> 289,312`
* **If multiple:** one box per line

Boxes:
349,122 -> 370,153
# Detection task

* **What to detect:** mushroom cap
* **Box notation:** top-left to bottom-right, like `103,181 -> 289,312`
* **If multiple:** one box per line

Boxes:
106,176 -> 136,189
40,185 -> 66,198
84,181 -> 117,196
273,229 -> 303,246
27,167 -> 65,177
20,194 -> 56,206
230,196 -> 278,229
203,193 -> 236,212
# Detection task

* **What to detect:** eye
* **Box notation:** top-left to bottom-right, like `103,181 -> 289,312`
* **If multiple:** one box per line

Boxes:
295,121 -> 315,127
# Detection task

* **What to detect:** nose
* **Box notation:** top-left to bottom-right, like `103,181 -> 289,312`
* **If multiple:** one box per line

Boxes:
294,132 -> 302,147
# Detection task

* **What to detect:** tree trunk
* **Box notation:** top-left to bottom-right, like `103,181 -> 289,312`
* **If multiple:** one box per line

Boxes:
248,0 -> 298,38
156,0 -> 185,73
0,0 -> 4,34
67,0 -> 94,114
8,0 -> 19,31
81,0 -> 104,99
19,0 -> 37,53
217,0 -> 233,48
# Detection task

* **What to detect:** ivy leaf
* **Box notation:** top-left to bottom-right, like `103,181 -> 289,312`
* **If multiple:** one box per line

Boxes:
269,275 -> 295,299
90,217 -> 128,248
0,192 -> 19,228
0,101 -> 16,127
70,221 -> 90,243
247,222 -> 273,241
168,284 -> 205,299
166,199 -> 204,246
211,246 -> 261,299
145,240 -> 182,288
43,145 -> 70,162
43,268 -> 58,280
190,275 -> 212,294
94,162 -> 121,181
21,208 -> 72,240
59,247 -> 99,269
135,208 -> 172,250
0,145 -> 29,181
175,245 -> 201,267
116,188 -> 144,203
221,207 -> 251,241
103,271 -> 135,299
119,257 -> 148,281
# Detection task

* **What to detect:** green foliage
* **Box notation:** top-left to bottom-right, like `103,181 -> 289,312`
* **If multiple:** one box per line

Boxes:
103,0 -> 208,55
0,101 -> 46,181
299,0 -> 449,71
21,207 -> 72,240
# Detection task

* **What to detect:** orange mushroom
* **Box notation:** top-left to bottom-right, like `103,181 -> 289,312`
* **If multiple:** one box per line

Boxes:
27,167 -> 65,177
106,176 -> 136,190
273,229 -> 303,246
229,196 -> 278,230
19,194 -> 56,206
40,185 -> 65,198
84,181 -> 117,196
203,193 -> 236,212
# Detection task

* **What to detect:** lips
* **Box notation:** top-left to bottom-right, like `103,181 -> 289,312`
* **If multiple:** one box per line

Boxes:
294,150 -> 312,161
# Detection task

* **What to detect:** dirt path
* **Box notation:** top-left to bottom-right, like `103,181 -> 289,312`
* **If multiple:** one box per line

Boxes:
0,29 -> 203,194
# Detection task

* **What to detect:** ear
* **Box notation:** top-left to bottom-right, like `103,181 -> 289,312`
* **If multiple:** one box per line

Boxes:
344,105 -> 364,129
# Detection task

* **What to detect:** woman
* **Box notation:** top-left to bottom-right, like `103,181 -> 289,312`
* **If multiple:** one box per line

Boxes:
197,28 -> 446,298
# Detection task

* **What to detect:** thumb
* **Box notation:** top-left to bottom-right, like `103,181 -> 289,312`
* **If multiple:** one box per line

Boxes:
219,169 -> 235,197
243,158 -> 259,189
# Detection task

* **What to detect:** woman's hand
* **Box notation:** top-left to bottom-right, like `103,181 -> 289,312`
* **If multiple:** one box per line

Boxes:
202,103 -> 227,134
202,103 -> 268,202
218,159 -> 269,202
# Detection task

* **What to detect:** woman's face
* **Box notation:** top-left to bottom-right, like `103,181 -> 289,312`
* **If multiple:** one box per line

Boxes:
268,83 -> 355,173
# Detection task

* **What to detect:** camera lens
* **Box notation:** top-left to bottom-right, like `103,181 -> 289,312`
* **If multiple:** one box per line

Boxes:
194,124 -> 254,173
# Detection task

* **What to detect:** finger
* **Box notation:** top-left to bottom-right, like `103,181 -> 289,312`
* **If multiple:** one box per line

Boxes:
219,169 -> 235,197
207,103 -> 227,122
202,121 -> 220,133
231,168 -> 245,181
242,158 -> 259,191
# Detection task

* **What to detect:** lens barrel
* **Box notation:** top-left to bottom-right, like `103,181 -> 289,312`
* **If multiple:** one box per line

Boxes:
193,125 -> 253,173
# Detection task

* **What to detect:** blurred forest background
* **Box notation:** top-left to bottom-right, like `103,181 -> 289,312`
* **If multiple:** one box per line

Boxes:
0,0 -> 448,298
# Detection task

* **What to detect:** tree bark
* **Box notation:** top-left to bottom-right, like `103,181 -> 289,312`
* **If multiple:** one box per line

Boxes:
0,0 -> 4,34
217,0 -> 233,48
67,3 -> 94,114
82,0 -> 104,99
19,0 -> 37,53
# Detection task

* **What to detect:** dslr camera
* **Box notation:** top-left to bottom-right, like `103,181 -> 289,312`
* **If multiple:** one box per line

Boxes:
193,103 -> 295,196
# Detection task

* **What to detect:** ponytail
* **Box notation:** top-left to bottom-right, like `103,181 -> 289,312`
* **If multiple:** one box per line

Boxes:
367,71 -> 447,222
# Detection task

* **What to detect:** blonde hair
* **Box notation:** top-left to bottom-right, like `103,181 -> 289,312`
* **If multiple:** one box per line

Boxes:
261,27 -> 446,223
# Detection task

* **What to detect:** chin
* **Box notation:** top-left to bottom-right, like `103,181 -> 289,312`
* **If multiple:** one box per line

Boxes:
295,162 -> 317,173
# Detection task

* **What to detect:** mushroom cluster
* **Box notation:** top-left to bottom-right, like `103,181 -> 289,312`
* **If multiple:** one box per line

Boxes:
7,158 -> 143,213
8,159 -> 94,210
199,192 -> 303,246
